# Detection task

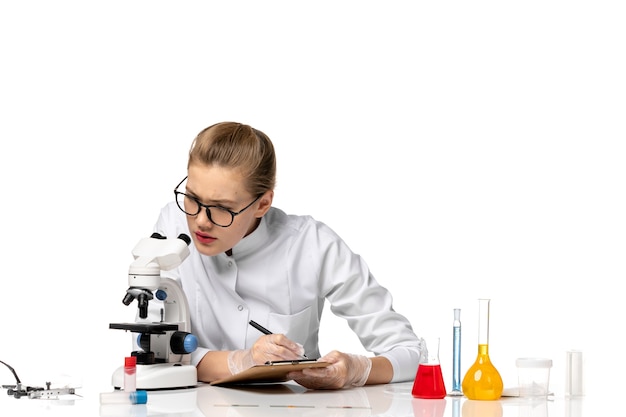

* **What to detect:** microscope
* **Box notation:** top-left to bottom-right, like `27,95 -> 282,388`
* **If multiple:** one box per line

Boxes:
109,233 -> 198,390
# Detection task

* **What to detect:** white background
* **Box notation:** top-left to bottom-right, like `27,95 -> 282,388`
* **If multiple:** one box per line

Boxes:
1,0 -> 623,400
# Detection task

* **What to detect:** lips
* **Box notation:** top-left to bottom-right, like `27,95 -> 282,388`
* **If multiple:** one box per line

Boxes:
194,231 -> 217,245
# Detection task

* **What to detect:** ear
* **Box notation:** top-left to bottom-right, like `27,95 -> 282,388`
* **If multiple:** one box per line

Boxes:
255,190 -> 274,218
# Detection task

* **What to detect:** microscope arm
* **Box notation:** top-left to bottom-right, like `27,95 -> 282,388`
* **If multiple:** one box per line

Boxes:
155,277 -> 191,333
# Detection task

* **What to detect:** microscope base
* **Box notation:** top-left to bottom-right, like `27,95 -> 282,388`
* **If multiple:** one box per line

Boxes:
112,363 -> 197,390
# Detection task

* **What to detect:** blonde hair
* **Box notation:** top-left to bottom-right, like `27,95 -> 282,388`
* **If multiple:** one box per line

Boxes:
188,122 -> 276,196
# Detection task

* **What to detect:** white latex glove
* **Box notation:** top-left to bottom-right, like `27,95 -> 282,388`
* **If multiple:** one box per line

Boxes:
227,349 -> 256,375
227,334 -> 305,375
289,350 -> 372,389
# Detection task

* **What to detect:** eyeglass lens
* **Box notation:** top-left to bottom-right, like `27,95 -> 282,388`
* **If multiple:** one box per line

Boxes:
175,193 -> 234,227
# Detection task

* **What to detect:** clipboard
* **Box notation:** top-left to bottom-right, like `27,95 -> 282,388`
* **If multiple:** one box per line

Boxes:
210,359 -> 330,386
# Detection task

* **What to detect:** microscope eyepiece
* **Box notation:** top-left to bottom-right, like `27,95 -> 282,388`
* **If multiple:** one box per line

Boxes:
177,233 -> 191,245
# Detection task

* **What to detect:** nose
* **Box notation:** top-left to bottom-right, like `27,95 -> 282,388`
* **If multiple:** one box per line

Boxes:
194,207 -> 214,228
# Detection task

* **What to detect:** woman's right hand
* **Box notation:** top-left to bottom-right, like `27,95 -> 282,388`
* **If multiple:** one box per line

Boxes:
227,334 -> 305,375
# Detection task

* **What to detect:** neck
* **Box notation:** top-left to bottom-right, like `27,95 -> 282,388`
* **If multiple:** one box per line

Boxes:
226,217 -> 263,257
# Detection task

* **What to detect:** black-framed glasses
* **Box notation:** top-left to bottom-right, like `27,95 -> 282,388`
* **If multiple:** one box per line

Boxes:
174,176 -> 261,227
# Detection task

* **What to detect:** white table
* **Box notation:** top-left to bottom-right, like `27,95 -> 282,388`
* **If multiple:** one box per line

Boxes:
0,381 -> 597,416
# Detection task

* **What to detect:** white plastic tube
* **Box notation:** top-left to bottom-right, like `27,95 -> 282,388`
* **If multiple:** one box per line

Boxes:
100,390 -> 148,405
565,350 -> 583,396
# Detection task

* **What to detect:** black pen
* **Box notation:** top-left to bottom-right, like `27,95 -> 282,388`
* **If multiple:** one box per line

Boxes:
249,320 -> 272,335
248,320 -> 308,358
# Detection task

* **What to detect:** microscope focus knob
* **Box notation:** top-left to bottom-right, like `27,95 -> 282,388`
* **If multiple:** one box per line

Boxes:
170,331 -> 198,354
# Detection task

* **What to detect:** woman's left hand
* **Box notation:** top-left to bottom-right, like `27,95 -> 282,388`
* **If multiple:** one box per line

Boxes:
288,350 -> 372,389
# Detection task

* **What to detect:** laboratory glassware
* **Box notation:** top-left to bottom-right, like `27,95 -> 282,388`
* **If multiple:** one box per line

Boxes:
412,336 -> 447,399
461,298 -> 503,400
449,308 -> 463,396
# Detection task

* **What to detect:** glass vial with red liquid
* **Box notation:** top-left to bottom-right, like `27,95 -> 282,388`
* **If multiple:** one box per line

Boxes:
124,356 -> 137,392
412,336 -> 447,399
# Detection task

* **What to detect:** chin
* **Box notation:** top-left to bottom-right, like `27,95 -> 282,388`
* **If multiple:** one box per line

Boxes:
195,245 -> 221,257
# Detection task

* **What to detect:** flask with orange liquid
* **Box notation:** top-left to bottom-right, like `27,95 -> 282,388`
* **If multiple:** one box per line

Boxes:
461,298 -> 503,400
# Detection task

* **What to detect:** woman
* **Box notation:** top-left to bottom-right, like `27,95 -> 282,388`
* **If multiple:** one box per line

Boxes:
154,121 -> 423,389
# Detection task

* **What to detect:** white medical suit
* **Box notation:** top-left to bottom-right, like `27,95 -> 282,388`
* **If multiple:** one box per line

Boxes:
154,203 -> 423,382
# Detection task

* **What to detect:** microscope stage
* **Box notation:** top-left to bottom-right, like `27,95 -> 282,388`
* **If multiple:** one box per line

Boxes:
109,322 -> 179,334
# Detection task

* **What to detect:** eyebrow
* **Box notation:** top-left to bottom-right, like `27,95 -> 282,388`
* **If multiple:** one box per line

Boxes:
185,188 -> 238,207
